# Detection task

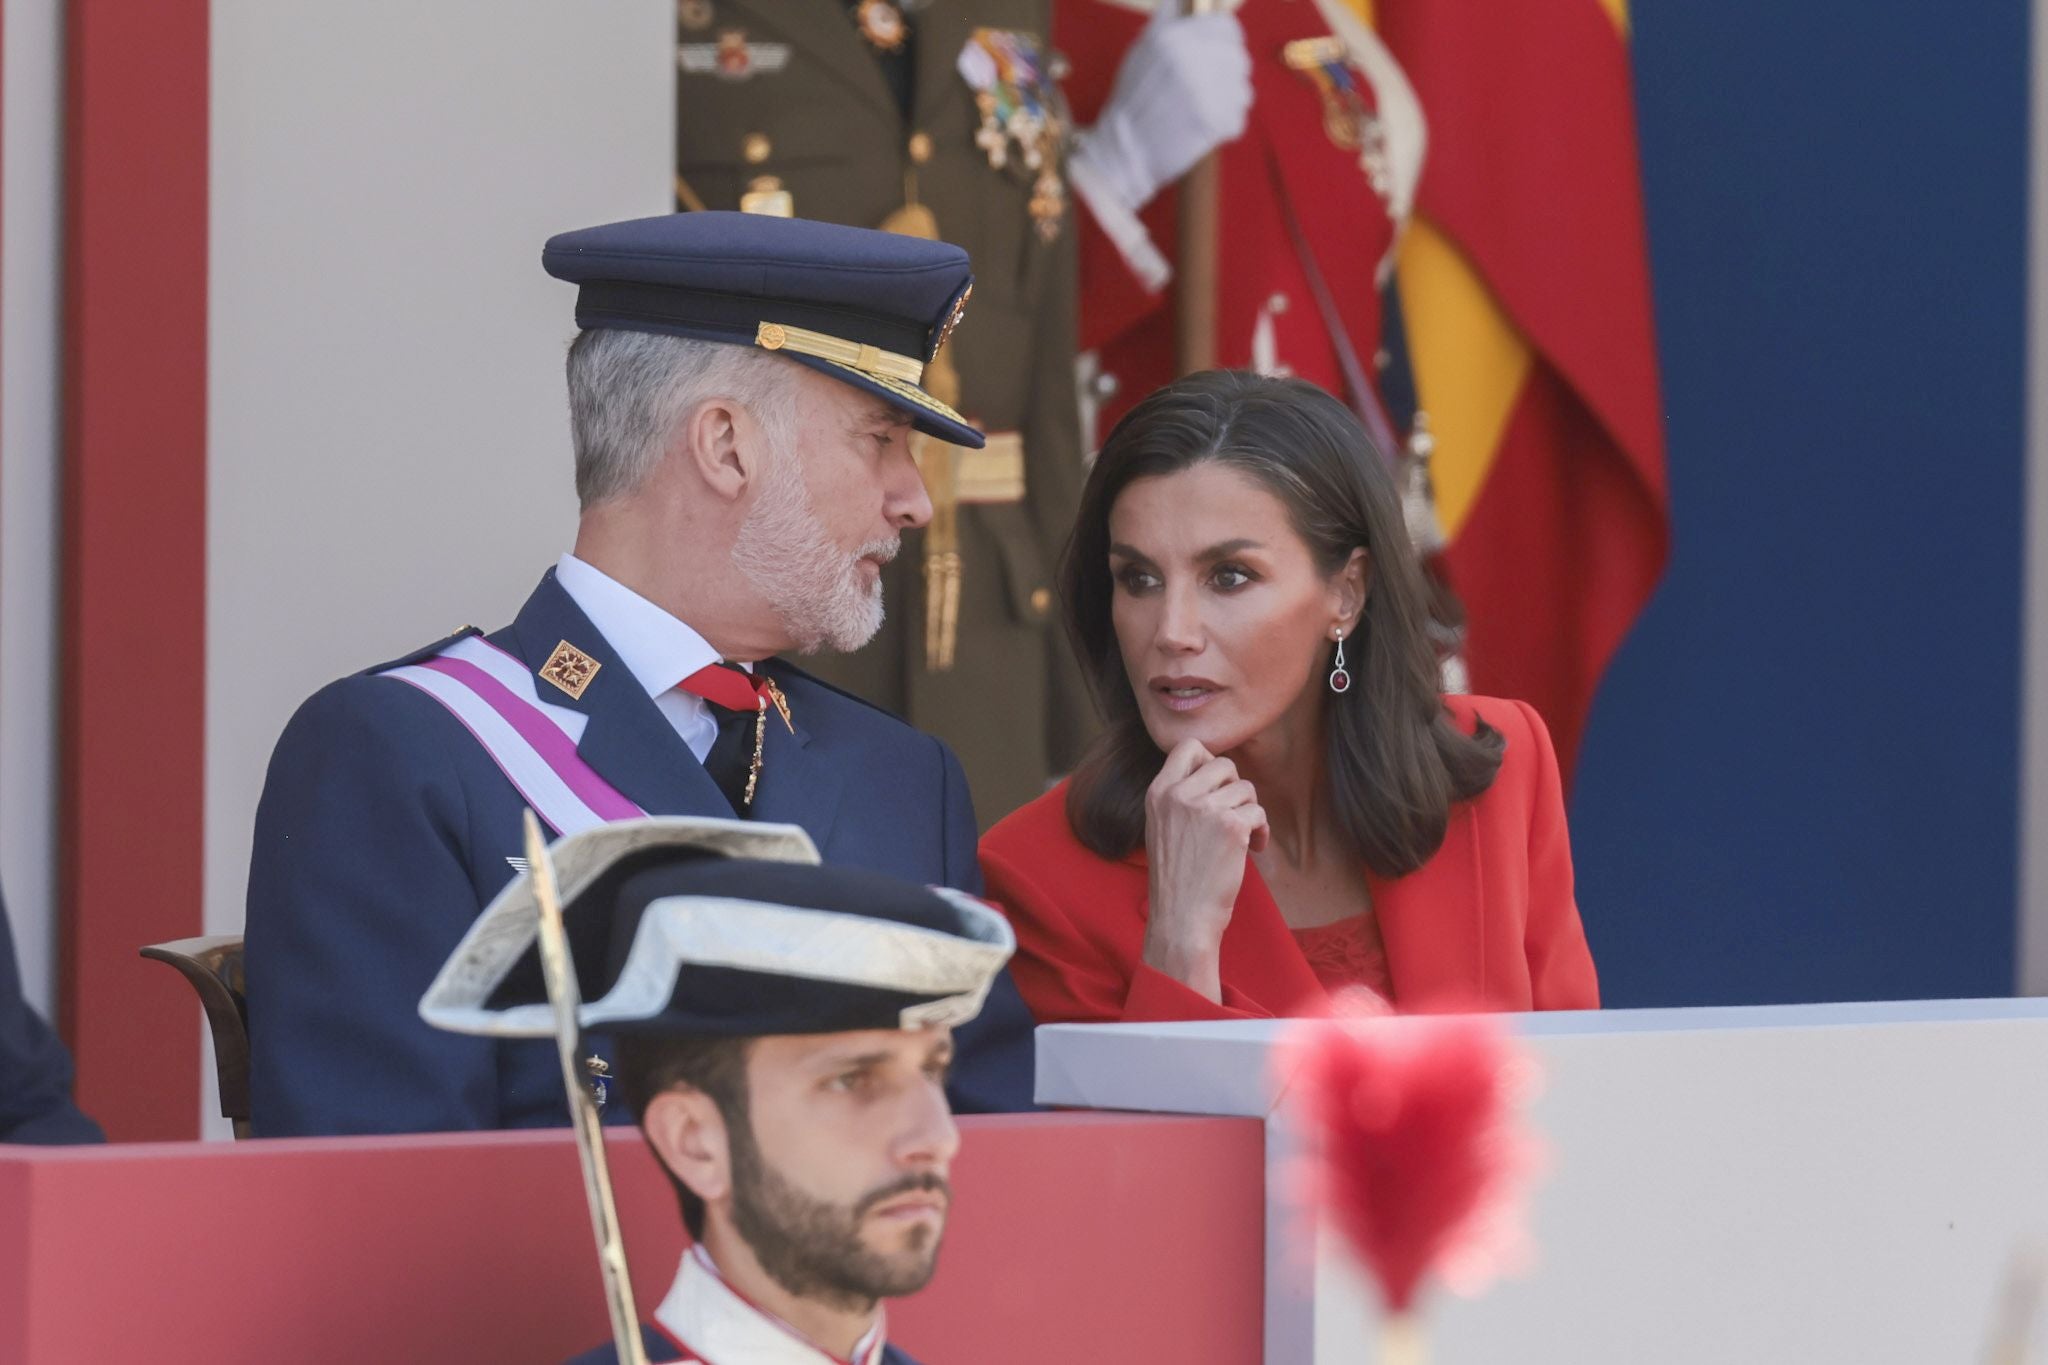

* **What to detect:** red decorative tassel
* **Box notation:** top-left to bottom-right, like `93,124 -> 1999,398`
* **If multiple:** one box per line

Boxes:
1283,991 -> 1538,1316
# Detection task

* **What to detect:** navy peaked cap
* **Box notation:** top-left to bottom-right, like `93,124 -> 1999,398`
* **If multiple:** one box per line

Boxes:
419,817 -> 1014,1042
543,211 -> 983,448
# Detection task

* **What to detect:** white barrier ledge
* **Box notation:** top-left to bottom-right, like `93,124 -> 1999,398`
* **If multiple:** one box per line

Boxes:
1037,999 -> 2048,1363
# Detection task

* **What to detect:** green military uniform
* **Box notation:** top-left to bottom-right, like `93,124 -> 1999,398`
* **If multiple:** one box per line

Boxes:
676,0 -> 1092,829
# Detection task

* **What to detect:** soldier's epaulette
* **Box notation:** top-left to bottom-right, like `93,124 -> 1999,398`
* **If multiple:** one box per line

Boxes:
765,658 -> 912,726
355,624 -> 487,678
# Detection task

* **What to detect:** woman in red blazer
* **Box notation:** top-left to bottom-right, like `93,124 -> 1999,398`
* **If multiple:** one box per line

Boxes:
980,372 -> 1597,1023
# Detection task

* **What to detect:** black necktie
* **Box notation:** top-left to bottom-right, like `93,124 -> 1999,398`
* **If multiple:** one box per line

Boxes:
696,662 -> 758,815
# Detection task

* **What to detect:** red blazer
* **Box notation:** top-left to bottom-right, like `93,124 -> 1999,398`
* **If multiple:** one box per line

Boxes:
978,695 -> 1598,1022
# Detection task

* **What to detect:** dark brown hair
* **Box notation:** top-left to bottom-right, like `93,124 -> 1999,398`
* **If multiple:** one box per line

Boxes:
1062,371 -> 1502,877
616,1032 -> 753,1239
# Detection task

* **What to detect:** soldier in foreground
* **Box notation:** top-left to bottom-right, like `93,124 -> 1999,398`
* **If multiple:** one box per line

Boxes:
419,818 -> 1015,1365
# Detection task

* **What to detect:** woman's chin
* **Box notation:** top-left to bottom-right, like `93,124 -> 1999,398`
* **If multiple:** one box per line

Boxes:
1141,704 -> 1252,756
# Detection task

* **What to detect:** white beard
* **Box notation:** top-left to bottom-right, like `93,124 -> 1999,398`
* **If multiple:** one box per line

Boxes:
731,446 -> 896,654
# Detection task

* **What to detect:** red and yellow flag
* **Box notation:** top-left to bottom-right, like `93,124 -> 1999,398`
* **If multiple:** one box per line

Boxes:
1366,0 -> 1669,779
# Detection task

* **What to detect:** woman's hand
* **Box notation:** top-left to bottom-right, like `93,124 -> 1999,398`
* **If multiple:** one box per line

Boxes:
1141,739 -> 1269,1003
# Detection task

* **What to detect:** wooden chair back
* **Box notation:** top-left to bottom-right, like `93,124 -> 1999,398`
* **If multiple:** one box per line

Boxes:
139,935 -> 250,1139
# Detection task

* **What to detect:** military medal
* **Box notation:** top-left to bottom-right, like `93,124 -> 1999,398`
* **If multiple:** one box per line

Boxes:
677,30 -> 791,82
717,30 -> 753,77
854,0 -> 907,52
957,29 -> 1069,241
1283,36 -> 1394,206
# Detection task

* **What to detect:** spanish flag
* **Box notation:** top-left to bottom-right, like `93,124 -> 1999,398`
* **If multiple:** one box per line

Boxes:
1368,0 -> 1669,779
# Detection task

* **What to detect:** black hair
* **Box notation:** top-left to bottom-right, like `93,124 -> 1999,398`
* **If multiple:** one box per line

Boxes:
615,1032 -> 754,1239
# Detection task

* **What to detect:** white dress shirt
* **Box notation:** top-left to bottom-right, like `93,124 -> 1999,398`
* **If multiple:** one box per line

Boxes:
553,553 -> 742,763
653,1244 -> 888,1365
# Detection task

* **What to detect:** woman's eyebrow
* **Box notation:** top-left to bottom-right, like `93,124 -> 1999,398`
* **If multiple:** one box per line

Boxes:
1108,538 -> 1266,563
1196,538 -> 1264,560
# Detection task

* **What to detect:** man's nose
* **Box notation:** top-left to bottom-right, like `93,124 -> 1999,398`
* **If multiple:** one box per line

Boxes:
894,1077 -> 960,1170
890,441 -> 935,530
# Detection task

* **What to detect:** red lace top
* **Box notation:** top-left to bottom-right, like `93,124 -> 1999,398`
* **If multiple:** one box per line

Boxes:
1291,914 -> 1396,1004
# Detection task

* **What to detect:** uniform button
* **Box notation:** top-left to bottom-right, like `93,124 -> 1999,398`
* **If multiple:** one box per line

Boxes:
908,131 -> 934,165
742,132 -> 772,164
1030,587 -> 1052,616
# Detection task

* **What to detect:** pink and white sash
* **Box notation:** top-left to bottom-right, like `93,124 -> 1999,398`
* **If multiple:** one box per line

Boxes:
380,634 -> 645,836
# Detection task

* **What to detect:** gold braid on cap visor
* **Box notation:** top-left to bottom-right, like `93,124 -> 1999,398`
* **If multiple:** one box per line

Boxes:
753,321 -> 972,427
755,321 -> 924,383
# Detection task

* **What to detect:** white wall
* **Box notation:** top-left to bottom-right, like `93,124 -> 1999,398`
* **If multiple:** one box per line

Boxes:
1,0 -> 66,1017
204,2 -> 672,1128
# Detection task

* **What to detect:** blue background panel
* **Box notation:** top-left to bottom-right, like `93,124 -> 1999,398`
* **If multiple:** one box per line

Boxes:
1569,1 -> 2029,1005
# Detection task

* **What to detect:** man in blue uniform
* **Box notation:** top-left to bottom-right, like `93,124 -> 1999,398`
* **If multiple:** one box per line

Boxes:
0,888 -> 102,1144
417,818 -> 1012,1365
245,213 -> 1036,1136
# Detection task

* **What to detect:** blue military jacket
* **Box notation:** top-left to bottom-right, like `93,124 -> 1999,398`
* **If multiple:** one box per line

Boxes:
244,570 -> 1035,1135
0,889 -> 102,1144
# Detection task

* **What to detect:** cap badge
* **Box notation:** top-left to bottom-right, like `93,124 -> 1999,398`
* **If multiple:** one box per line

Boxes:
539,641 -> 602,700
934,282 -> 972,354
677,0 -> 714,32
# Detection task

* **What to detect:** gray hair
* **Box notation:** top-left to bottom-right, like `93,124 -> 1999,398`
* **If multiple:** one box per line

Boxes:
565,328 -> 798,506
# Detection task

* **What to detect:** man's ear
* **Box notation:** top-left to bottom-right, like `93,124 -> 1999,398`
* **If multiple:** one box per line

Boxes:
643,1087 -> 733,1207
676,398 -> 757,503
1333,547 -> 1372,633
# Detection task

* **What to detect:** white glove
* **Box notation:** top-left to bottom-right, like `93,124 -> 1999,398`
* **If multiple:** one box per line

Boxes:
1068,4 -> 1254,290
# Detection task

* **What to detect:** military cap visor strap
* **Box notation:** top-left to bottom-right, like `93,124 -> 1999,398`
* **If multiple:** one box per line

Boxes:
755,321 -> 924,386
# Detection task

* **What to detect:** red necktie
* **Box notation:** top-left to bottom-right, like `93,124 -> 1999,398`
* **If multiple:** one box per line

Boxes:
677,661 -> 775,714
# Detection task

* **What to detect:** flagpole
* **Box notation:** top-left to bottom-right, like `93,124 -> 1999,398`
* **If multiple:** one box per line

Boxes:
526,810 -> 649,1365
1175,0 -> 1222,375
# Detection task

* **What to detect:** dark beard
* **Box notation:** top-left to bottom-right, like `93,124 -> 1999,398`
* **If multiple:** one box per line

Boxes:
726,1122 -> 949,1312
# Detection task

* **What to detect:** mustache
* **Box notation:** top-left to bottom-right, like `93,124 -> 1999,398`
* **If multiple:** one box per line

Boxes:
855,536 -> 901,565
854,1171 -> 950,1218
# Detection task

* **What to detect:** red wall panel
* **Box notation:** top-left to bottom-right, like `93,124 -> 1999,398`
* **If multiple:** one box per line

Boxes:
59,0 -> 210,1140
0,1114 -> 1266,1363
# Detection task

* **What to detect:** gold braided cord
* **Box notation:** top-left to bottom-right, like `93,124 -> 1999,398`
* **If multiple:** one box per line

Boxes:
813,359 -> 975,432
755,321 -> 924,384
